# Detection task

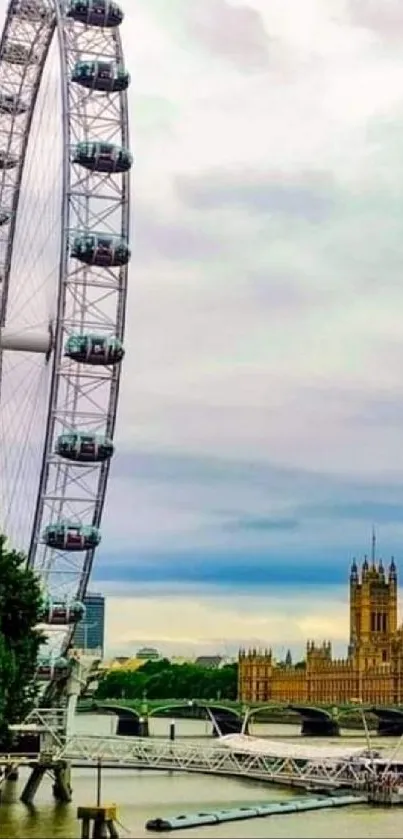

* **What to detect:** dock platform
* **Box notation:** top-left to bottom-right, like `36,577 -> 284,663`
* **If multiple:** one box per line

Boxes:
145,794 -> 367,832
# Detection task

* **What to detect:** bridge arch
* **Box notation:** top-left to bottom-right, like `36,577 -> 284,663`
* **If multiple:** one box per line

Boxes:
246,704 -> 294,722
149,702 -> 196,718
148,702 -> 241,721
93,702 -> 140,718
149,702 -> 243,736
90,702 -> 142,736
370,706 -> 403,736
289,704 -> 340,736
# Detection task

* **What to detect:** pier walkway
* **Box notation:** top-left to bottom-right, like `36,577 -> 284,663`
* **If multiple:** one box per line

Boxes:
0,721 -> 386,796
48,733 -> 374,790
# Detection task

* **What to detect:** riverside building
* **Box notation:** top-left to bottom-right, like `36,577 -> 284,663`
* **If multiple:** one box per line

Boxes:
238,537 -> 403,705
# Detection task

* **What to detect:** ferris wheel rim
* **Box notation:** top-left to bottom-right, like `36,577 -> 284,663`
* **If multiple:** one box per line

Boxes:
0,0 -> 131,664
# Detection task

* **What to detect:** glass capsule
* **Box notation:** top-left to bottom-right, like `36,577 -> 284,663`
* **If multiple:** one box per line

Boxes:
66,0 -> 123,28
71,233 -> 130,267
71,60 -> 130,92
73,141 -> 132,174
39,600 -> 86,625
64,334 -> 124,366
56,432 -> 114,462
42,520 -> 101,551
36,656 -> 70,680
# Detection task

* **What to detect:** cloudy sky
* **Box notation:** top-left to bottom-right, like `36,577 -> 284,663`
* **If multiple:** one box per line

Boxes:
88,0 -> 403,658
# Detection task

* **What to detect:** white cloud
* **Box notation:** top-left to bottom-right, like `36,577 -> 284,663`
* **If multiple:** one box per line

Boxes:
103,585 -> 351,658
86,0 -> 403,609
4,0 -> 403,642
108,0 -> 403,488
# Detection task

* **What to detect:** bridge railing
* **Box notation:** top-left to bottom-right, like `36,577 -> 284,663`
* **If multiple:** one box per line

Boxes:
57,734 -> 367,789
10,708 -> 67,752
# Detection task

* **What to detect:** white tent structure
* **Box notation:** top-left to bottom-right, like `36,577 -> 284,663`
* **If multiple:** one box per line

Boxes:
218,733 -> 379,763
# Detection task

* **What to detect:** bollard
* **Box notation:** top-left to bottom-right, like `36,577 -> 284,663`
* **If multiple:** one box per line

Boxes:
138,716 -> 149,738
169,720 -> 176,742
97,759 -> 102,807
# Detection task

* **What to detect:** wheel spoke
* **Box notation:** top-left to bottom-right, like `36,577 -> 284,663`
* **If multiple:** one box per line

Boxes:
0,0 -> 131,692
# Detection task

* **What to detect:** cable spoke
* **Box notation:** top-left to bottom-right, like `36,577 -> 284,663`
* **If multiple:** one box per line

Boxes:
0,0 -> 131,689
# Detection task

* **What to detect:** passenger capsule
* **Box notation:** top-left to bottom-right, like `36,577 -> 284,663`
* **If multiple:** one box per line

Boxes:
0,93 -> 27,114
67,0 -> 123,27
40,599 -> 85,625
3,42 -> 38,64
71,233 -> 130,267
56,431 -> 114,462
0,212 -> 10,226
42,520 -> 101,551
71,60 -> 130,92
36,656 -> 70,680
36,663 -> 52,680
64,334 -> 124,365
0,153 -> 18,170
73,141 -> 132,174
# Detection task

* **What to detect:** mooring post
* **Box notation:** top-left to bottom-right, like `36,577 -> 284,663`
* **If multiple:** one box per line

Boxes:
138,715 -> 149,737
97,758 -> 102,807
77,758 -> 120,838
169,720 -> 176,742
77,805 -> 119,839
139,693 -> 150,737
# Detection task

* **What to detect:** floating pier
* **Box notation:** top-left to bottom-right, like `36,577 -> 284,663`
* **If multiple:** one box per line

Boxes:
145,794 -> 367,832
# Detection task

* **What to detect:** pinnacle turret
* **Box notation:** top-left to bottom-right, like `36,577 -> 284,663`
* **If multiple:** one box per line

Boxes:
350,558 -> 358,583
371,526 -> 377,567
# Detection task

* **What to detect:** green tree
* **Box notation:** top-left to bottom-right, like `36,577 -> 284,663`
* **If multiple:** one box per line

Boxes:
0,535 -> 44,744
96,660 -> 238,702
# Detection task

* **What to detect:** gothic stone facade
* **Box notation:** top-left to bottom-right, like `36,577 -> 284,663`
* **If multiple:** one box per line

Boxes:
238,556 -> 403,705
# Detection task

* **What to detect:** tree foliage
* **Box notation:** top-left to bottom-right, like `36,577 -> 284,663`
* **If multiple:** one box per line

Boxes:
0,535 -> 44,743
96,658 -> 238,702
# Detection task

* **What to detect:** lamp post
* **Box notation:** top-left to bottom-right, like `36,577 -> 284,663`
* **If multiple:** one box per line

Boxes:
351,697 -> 371,752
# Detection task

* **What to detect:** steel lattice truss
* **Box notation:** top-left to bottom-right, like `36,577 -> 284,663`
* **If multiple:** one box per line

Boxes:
49,735 -> 371,789
0,707 -> 392,791
30,8 -> 130,605
0,0 -> 130,662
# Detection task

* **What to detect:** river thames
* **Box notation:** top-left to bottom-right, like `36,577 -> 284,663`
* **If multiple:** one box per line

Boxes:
1,717 -> 403,838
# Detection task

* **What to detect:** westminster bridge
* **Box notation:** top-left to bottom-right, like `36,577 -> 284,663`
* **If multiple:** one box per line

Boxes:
77,699 -> 403,737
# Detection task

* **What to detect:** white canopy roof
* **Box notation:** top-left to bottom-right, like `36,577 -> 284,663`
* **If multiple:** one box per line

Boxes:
218,733 -> 377,762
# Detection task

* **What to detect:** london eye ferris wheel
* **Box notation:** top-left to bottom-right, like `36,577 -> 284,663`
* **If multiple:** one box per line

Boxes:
0,0 -> 131,676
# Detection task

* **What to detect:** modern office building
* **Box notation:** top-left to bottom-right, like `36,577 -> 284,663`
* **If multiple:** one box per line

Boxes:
73,592 -> 105,657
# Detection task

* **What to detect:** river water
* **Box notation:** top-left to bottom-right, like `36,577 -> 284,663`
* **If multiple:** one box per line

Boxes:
1,716 -> 403,838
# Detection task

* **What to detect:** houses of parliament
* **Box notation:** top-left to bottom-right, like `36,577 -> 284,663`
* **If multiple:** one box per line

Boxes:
238,535 -> 403,706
